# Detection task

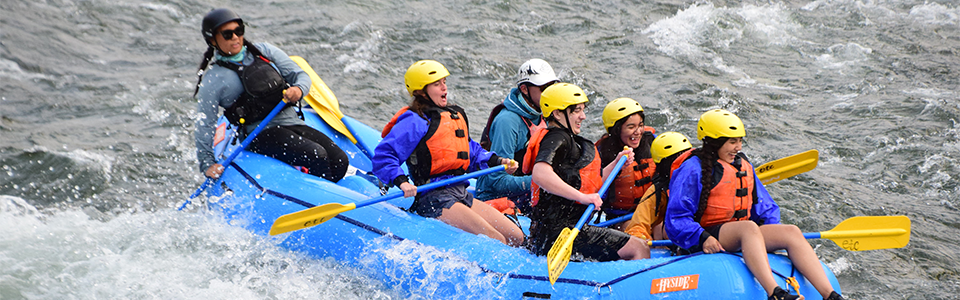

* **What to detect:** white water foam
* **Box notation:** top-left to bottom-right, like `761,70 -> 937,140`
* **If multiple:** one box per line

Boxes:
643,2 -> 798,76
908,2 -> 960,26
0,198 -> 397,299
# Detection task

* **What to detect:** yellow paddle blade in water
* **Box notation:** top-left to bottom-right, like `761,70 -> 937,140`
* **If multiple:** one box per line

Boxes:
269,202 -> 357,235
819,215 -> 911,251
546,227 -> 578,285
755,149 -> 819,185
288,56 -> 357,144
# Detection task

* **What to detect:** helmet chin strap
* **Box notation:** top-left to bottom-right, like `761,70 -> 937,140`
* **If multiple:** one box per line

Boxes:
555,107 -> 575,135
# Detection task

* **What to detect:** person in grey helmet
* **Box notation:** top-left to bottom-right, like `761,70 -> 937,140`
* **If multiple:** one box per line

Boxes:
476,59 -> 560,213
191,8 -> 348,182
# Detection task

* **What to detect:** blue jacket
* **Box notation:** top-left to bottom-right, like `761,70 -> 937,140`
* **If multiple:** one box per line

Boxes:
664,155 -> 781,250
194,42 -> 311,172
475,88 -> 542,200
373,107 -> 497,187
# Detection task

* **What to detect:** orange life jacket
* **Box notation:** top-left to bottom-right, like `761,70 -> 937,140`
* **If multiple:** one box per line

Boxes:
523,127 -> 603,206
696,155 -> 757,227
382,105 -> 472,185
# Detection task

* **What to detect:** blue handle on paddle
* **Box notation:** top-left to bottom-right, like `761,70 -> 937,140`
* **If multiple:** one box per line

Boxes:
180,100 -> 289,210
354,165 -> 507,210
571,155 -> 628,232
594,213 -> 633,228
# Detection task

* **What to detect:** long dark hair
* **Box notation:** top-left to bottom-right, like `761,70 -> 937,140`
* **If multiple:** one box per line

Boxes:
407,93 -> 440,118
691,136 -> 727,218
604,112 -> 653,159
193,39 -> 256,97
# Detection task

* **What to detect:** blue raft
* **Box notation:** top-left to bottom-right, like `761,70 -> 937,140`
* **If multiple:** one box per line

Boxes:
201,107 -> 841,299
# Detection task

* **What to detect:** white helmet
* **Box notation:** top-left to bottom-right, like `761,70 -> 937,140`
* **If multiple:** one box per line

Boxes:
517,59 -> 559,87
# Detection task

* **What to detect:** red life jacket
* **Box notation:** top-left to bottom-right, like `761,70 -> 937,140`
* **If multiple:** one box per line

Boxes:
696,155 -> 757,227
523,127 -> 603,206
382,105 -> 472,185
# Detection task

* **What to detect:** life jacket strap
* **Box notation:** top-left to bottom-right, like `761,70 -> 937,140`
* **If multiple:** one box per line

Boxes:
732,209 -> 749,219
736,188 -> 748,197
635,177 -> 653,187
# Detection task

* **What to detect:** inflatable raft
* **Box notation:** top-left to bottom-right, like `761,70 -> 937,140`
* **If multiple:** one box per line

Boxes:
198,102 -> 841,299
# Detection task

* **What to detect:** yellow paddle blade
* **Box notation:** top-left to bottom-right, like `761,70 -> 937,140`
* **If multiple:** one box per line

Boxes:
756,149 -> 819,185
820,216 -> 910,251
269,202 -> 357,235
546,227 -> 579,285
288,56 -> 358,144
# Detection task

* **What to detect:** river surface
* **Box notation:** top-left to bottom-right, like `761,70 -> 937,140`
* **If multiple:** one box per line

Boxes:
2,0 -> 958,299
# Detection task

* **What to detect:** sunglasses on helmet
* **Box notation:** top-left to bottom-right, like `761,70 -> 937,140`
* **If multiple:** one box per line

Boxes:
218,25 -> 244,40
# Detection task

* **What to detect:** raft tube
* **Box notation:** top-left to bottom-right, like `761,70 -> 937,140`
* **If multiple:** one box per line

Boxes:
203,108 -> 841,299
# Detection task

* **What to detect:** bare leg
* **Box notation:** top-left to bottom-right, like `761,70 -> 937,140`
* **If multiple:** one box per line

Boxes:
617,236 -> 651,260
469,200 -> 525,246
761,224 -> 835,299
717,221 -> 788,298
438,203 -> 510,246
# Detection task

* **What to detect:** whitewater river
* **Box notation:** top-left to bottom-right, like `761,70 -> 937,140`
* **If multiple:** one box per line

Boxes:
2,0 -> 958,298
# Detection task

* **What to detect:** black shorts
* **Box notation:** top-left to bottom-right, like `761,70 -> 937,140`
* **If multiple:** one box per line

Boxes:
409,183 -> 474,218
571,225 -> 632,262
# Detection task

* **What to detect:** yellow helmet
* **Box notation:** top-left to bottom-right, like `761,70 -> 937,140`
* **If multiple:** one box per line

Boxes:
539,83 -> 589,118
601,97 -> 644,130
650,132 -> 692,163
404,60 -> 450,96
697,109 -> 746,140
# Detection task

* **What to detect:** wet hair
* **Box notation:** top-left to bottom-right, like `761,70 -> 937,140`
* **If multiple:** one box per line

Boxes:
651,149 -> 684,216
193,39 -> 256,97
407,92 -> 438,118
691,136 -> 728,217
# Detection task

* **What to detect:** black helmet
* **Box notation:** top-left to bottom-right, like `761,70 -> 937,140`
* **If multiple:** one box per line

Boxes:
201,8 -> 243,46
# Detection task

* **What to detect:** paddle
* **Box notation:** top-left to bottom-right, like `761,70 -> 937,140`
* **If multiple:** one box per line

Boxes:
288,56 -> 376,159
593,149 -> 820,227
648,216 -> 910,251
179,99 -> 289,210
269,165 -> 508,235
755,149 -> 819,185
547,155 -> 628,285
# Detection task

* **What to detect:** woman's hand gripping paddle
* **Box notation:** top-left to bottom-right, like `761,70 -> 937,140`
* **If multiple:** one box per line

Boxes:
593,149 -> 820,227
648,215 -> 911,251
268,165 -> 507,235
546,154 -> 629,285
180,99 -> 289,210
